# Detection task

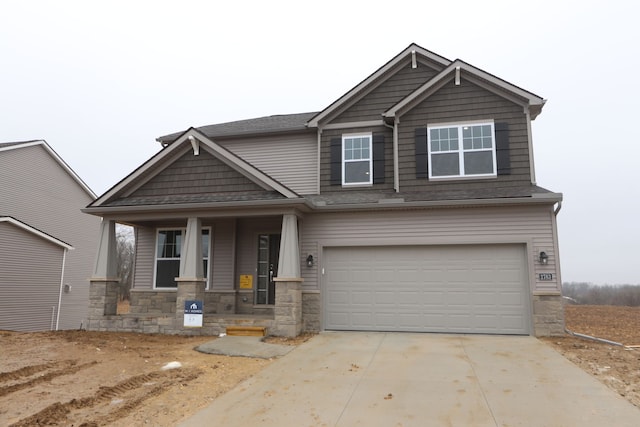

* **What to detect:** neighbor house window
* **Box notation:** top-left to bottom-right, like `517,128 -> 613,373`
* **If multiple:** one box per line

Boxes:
155,228 -> 210,288
342,133 -> 372,185
428,122 -> 496,179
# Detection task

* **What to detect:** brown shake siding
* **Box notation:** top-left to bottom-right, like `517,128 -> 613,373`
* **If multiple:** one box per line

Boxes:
332,59 -> 444,123
398,79 -> 531,192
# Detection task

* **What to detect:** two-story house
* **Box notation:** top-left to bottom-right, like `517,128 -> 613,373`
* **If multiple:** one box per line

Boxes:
0,140 -> 99,331
83,44 -> 563,337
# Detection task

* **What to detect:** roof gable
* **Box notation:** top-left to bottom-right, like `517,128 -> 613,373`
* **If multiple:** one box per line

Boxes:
384,59 -> 546,120
89,128 -> 298,208
0,140 -> 96,198
307,43 -> 451,128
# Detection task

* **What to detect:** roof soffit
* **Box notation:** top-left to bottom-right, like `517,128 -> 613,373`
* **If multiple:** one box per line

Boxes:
307,43 -> 451,128
385,60 -> 546,120
89,128 -> 298,208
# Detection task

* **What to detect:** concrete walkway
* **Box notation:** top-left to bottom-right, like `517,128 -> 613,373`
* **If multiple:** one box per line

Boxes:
180,332 -> 640,427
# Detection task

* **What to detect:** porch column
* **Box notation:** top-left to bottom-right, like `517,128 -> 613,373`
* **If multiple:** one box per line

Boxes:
88,219 -> 119,328
175,217 -> 206,333
273,214 -> 303,337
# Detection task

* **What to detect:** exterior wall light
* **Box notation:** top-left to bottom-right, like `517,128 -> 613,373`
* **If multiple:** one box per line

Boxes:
306,254 -> 314,268
539,251 -> 549,265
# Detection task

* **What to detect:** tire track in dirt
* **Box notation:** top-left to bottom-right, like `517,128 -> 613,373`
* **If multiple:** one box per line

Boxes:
0,360 -> 97,398
10,367 -> 201,427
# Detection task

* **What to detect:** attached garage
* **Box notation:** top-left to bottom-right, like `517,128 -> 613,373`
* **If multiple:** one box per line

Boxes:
324,244 -> 531,335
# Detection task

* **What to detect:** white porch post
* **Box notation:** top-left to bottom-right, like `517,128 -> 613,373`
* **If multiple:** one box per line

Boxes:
175,217 -> 206,334
179,217 -> 204,280
273,213 -> 303,337
88,219 -> 119,324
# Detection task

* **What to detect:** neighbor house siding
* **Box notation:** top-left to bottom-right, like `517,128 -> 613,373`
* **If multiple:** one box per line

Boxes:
397,79 -> 531,192
300,205 -> 559,293
0,144 -> 98,330
219,132 -> 318,195
332,58 -> 444,124
0,222 -> 64,331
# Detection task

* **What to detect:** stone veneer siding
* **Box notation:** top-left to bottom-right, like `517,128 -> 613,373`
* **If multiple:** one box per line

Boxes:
532,295 -> 565,336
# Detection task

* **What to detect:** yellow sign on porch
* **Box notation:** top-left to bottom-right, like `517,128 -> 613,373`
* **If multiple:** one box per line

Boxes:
239,274 -> 253,289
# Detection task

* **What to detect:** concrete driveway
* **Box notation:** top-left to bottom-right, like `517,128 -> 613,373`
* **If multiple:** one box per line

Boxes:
180,332 -> 639,426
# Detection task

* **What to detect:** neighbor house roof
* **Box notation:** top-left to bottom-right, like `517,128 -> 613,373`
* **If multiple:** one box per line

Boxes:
0,216 -> 73,250
157,112 -> 317,145
0,140 -> 96,198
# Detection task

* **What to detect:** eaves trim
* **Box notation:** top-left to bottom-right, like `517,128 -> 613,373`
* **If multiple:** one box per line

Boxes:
307,43 -> 451,128
0,216 -> 74,250
0,140 -> 96,198
384,60 -> 546,120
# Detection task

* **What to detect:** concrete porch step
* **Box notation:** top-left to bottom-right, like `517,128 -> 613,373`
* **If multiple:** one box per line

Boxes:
226,326 -> 267,337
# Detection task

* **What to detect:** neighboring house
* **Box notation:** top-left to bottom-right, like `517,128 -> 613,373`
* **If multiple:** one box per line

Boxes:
0,140 -> 99,331
83,43 -> 563,337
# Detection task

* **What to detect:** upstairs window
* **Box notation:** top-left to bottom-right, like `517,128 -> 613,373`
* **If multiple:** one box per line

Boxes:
428,122 -> 496,179
155,228 -> 210,289
342,133 -> 372,185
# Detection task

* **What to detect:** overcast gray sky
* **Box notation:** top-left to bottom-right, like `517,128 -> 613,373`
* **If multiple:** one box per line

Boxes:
1,0 -> 638,285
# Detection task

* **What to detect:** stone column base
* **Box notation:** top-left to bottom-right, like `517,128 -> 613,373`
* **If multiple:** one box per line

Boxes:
87,278 -> 120,330
273,278 -> 303,337
532,294 -> 565,336
175,278 -> 206,334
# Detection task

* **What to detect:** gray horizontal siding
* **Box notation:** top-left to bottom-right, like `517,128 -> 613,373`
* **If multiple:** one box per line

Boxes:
219,133 -> 318,195
332,58 -> 443,124
0,223 -> 64,331
300,205 -> 558,293
0,144 -> 99,330
398,79 -> 531,192
133,219 -> 241,291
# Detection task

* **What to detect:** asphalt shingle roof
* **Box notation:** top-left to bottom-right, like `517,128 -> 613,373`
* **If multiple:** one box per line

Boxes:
157,112 -> 318,144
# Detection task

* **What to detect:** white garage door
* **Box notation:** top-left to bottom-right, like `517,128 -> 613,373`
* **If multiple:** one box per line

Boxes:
324,245 -> 530,335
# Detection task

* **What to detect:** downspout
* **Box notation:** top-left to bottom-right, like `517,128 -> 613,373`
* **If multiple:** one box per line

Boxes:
382,119 -> 399,192
554,201 -> 562,216
55,248 -> 68,331
525,108 -> 537,185
316,127 -> 322,194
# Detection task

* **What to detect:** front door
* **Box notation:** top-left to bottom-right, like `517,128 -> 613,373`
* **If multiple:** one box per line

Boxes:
256,234 -> 280,305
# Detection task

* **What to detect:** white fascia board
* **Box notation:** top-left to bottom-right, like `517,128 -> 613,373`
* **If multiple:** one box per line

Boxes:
0,217 -> 74,250
0,140 -> 96,198
307,44 -> 451,128
385,60 -> 545,119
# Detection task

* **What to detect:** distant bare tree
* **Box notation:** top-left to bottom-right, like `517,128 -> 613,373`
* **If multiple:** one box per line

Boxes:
116,225 -> 135,301
563,282 -> 640,306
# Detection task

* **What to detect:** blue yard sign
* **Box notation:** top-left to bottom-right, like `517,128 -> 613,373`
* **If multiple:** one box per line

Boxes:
184,300 -> 203,327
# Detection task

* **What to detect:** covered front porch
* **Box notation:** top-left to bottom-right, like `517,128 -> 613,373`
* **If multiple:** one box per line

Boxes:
87,211 -> 307,337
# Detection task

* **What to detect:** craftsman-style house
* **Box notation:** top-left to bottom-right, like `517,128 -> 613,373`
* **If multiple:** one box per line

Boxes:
83,44 -> 563,337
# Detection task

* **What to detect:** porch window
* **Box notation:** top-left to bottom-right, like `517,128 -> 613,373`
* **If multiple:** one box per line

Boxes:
428,122 -> 496,179
154,228 -> 210,288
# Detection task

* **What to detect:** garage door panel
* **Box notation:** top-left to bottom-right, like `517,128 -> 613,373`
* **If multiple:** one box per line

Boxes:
324,245 -> 529,334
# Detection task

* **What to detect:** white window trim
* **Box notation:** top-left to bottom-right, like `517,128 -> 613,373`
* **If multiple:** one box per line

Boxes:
427,121 -> 497,180
342,132 -> 373,186
153,227 -> 211,290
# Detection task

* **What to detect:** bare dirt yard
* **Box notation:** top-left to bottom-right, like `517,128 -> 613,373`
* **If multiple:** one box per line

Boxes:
543,305 -> 640,409
1,305 -> 638,426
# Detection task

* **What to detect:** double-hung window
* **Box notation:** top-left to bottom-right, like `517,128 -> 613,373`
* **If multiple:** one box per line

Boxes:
155,228 -> 210,289
428,122 -> 496,179
342,133 -> 372,185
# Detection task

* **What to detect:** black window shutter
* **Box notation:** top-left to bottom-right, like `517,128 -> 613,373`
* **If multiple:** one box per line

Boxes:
415,128 -> 428,179
495,122 -> 510,175
330,137 -> 342,185
372,134 -> 385,184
